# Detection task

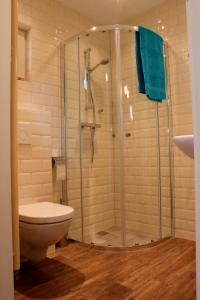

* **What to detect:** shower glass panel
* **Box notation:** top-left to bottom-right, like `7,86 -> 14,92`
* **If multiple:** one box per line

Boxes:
120,30 -> 161,245
78,31 -> 118,244
63,25 -> 173,247
64,38 -> 83,241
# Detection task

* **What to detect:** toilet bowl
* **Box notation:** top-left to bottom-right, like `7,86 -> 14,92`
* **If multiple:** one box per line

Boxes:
19,202 -> 74,262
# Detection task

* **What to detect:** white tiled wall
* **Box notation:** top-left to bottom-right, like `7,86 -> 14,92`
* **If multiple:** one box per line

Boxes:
65,32 -> 115,241
111,31 -> 172,241
18,0 -> 93,205
65,29 -> 172,243
127,0 -> 194,240
120,31 -> 163,240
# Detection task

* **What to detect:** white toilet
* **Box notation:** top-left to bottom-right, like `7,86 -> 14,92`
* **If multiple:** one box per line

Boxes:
19,202 -> 74,262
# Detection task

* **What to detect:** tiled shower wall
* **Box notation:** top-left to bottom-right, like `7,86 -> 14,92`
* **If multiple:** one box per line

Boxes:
17,0 -> 93,204
65,33 -> 115,241
112,31 -> 172,241
128,0 -> 195,240
120,32 -> 172,240
66,29 -> 172,243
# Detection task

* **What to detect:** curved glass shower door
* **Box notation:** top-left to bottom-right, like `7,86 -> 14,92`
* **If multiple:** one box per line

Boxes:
64,25 -> 173,247
120,30 -> 161,245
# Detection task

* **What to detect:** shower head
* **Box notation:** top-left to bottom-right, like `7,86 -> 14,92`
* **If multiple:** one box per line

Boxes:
89,58 -> 109,72
100,59 -> 109,65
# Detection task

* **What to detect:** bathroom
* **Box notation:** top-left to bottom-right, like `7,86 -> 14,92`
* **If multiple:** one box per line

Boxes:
0,0 -> 200,299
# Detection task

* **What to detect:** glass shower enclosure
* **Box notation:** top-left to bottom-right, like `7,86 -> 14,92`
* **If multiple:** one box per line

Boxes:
63,25 -> 174,247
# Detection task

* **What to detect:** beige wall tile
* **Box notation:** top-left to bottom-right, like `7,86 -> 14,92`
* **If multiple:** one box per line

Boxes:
127,0 -> 194,240
18,0 -> 93,210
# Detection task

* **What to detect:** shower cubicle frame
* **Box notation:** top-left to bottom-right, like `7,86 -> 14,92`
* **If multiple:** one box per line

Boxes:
63,24 -> 174,246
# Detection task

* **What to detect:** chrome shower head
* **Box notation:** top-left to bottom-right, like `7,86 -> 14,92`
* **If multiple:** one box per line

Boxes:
89,58 -> 109,72
100,59 -> 109,65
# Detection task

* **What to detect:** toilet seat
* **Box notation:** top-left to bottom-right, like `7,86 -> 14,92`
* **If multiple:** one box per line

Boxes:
19,202 -> 74,224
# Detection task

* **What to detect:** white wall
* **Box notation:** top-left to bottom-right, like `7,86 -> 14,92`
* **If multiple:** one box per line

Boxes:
186,0 -> 200,298
0,0 -> 14,299
127,0 -> 194,241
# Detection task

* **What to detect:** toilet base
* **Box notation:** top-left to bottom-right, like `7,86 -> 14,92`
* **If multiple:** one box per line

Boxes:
20,239 -> 48,262
19,218 -> 73,262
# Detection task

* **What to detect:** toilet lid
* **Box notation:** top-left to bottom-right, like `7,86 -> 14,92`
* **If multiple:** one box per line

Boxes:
19,202 -> 74,224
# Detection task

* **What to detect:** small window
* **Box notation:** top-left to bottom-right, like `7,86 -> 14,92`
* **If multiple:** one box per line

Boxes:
18,23 -> 31,81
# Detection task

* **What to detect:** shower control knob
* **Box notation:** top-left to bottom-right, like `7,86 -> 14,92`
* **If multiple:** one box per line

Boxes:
125,132 -> 131,137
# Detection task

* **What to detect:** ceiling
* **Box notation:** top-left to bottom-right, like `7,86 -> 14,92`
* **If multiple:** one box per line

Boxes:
59,0 -> 166,24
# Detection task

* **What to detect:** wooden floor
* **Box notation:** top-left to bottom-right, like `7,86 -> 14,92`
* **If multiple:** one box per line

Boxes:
15,238 -> 196,300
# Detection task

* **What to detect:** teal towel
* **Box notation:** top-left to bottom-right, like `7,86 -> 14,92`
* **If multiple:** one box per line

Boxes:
135,26 -> 166,102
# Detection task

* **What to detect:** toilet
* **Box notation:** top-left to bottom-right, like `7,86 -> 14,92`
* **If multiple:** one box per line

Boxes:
19,202 -> 74,262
